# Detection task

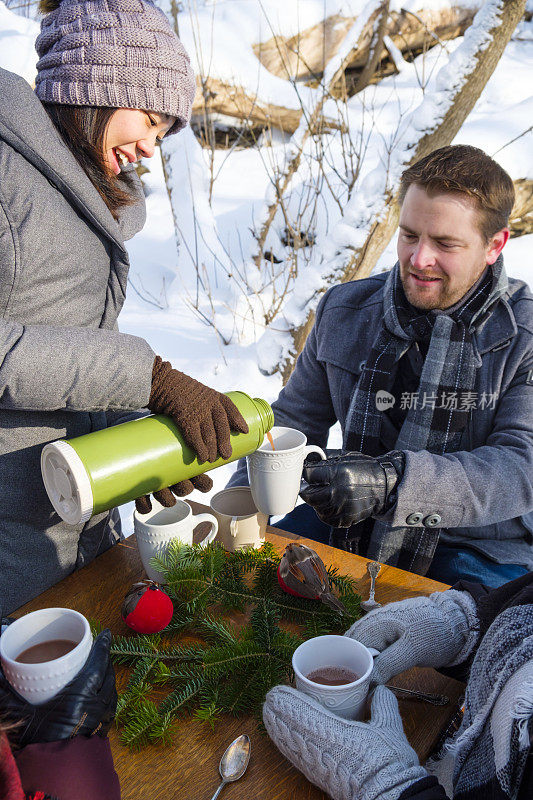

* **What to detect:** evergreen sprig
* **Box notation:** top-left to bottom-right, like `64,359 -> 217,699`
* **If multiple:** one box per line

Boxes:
109,541 -> 361,748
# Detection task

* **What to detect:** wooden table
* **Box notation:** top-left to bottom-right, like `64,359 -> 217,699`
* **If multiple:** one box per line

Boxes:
14,513 -> 464,800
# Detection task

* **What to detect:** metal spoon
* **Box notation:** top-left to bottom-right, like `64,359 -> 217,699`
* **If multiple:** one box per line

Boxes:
386,685 -> 450,706
209,734 -> 251,800
361,561 -> 382,612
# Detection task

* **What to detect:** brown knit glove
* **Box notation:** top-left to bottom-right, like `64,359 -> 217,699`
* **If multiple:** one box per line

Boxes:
135,356 -> 249,514
135,473 -> 213,514
147,356 -> 249,460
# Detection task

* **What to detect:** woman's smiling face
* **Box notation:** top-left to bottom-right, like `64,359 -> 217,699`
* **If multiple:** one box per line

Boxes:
104,109 -> 175,175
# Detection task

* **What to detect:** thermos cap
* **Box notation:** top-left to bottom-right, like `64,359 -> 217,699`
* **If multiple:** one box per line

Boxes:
41,441 -> 94,525
252,397 -> 275,432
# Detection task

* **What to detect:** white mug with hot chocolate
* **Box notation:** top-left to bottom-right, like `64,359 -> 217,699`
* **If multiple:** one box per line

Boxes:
292,634 -> 378,720
0,608 -> 92,705
247,426 -> 326,516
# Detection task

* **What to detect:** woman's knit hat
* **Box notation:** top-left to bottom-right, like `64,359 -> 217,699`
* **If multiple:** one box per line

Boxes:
35,0 -> 196,133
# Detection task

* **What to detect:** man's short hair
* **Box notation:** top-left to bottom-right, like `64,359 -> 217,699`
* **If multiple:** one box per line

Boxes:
399,145 -> 515,242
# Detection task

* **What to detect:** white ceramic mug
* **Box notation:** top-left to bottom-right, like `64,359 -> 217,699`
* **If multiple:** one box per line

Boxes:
0,608 -> 92,705
247,427 -> 326,516
134,499 -> 218,582
292,635 -> 378,720
210,487 -> 268,552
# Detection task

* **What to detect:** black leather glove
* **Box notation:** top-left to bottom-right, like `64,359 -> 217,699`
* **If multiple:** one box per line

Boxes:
0,630 -> 117,748
300,451 -> 405,528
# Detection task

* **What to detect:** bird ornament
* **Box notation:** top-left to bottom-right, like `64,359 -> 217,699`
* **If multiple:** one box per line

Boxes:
277,542 -> 346,614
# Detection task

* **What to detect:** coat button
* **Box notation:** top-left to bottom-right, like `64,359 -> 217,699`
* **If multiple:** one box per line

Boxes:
359,360 -> 366,372
423,514 -> 442,527
406,512 -> 423,525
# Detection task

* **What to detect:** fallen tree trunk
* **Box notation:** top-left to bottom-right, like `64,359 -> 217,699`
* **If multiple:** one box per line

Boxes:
252,4 -> 479,83
192,4 -> 479,136
510,178 -> 533,238
257,0 -> 527,384
190,77 -> 304,134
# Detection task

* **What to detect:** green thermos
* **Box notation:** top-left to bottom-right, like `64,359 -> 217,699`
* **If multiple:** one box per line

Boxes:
41,392 -> 274,525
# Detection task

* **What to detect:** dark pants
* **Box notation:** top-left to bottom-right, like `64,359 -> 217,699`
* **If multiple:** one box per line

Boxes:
275,503 -> 528,588
426,544 -> 528,588
274,503 -> 332,545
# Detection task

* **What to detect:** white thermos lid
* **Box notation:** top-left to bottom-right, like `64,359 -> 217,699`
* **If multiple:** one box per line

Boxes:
41,441 -> 94,525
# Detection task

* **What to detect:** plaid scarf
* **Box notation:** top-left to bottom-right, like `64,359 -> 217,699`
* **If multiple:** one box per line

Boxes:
452,603 -> 533,799
343,256 -> 508,574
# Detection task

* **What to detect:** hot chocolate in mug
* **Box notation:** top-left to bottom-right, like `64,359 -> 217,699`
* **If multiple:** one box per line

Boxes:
292,635 -> 379,720
0,608 -> 92,705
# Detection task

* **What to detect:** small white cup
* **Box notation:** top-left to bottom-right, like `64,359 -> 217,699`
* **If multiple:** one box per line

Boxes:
134,499 -> 218,582
210,487 -> 268,552
292,635 -> 378,720
0,608 -> 92,705
247,426 -> 326,516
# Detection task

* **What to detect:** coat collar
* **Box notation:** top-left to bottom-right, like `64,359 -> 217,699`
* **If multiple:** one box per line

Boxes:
0,68 -> 127,254
474,295 -> 518,355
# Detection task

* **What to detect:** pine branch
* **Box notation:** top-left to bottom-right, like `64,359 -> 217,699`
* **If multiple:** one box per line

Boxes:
110,633 -> 164,665
196,614 -> 238,644
115,680 -> 152,724
327,566 -> 359,594
127,656 -> 156,689
110,542 -> 362,747
111,636 -> 206,665
304,614 -> 335,638
194,701 -> 221,730
89,619 -> 103,637
163,613 -> 194,635
250,599 -> 280,651
150,540 -> 203,575
158,673 -> 205,716
120,698 -> 166,749
203,641 -> 267,677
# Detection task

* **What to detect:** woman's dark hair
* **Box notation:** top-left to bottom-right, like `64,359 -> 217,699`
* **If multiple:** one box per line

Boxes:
42,103 -> 136,219
39,0 -> 61,10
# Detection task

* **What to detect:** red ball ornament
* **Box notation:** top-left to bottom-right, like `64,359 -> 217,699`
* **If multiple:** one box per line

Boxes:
121,580 -> 174,634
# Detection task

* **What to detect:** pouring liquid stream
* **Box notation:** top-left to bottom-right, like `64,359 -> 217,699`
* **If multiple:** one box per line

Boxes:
266,431 -> 276,451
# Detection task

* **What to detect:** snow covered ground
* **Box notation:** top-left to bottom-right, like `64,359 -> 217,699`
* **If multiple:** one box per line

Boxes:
1,1 -> 531,534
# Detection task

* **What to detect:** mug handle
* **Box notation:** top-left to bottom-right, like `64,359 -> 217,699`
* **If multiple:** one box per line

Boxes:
302,445 -> 327,462
192,514 -> 219,548
368,647 -> 380,658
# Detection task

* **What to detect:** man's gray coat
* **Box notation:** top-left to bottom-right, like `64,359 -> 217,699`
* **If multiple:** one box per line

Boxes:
231,271 -> 533,570
0,68 -> 156,613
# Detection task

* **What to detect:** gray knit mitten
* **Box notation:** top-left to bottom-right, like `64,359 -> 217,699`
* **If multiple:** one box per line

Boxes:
345,590 -> 479,685
263,685 -> 428,800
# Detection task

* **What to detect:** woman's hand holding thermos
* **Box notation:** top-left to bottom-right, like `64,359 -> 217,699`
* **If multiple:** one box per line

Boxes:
135,356 -> 250,513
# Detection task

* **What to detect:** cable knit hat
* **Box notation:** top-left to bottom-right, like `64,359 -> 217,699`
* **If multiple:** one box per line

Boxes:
35,0 -> 196,133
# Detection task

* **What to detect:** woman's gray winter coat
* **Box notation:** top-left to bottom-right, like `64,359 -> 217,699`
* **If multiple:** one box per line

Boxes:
0,68 -> 156,613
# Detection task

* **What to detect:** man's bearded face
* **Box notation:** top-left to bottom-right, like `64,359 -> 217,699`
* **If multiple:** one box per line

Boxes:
397,184 -> 506,311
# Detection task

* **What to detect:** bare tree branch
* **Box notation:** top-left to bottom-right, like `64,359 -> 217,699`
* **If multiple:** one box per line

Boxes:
258,0 -> 527,383
252,0 -> 387,268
